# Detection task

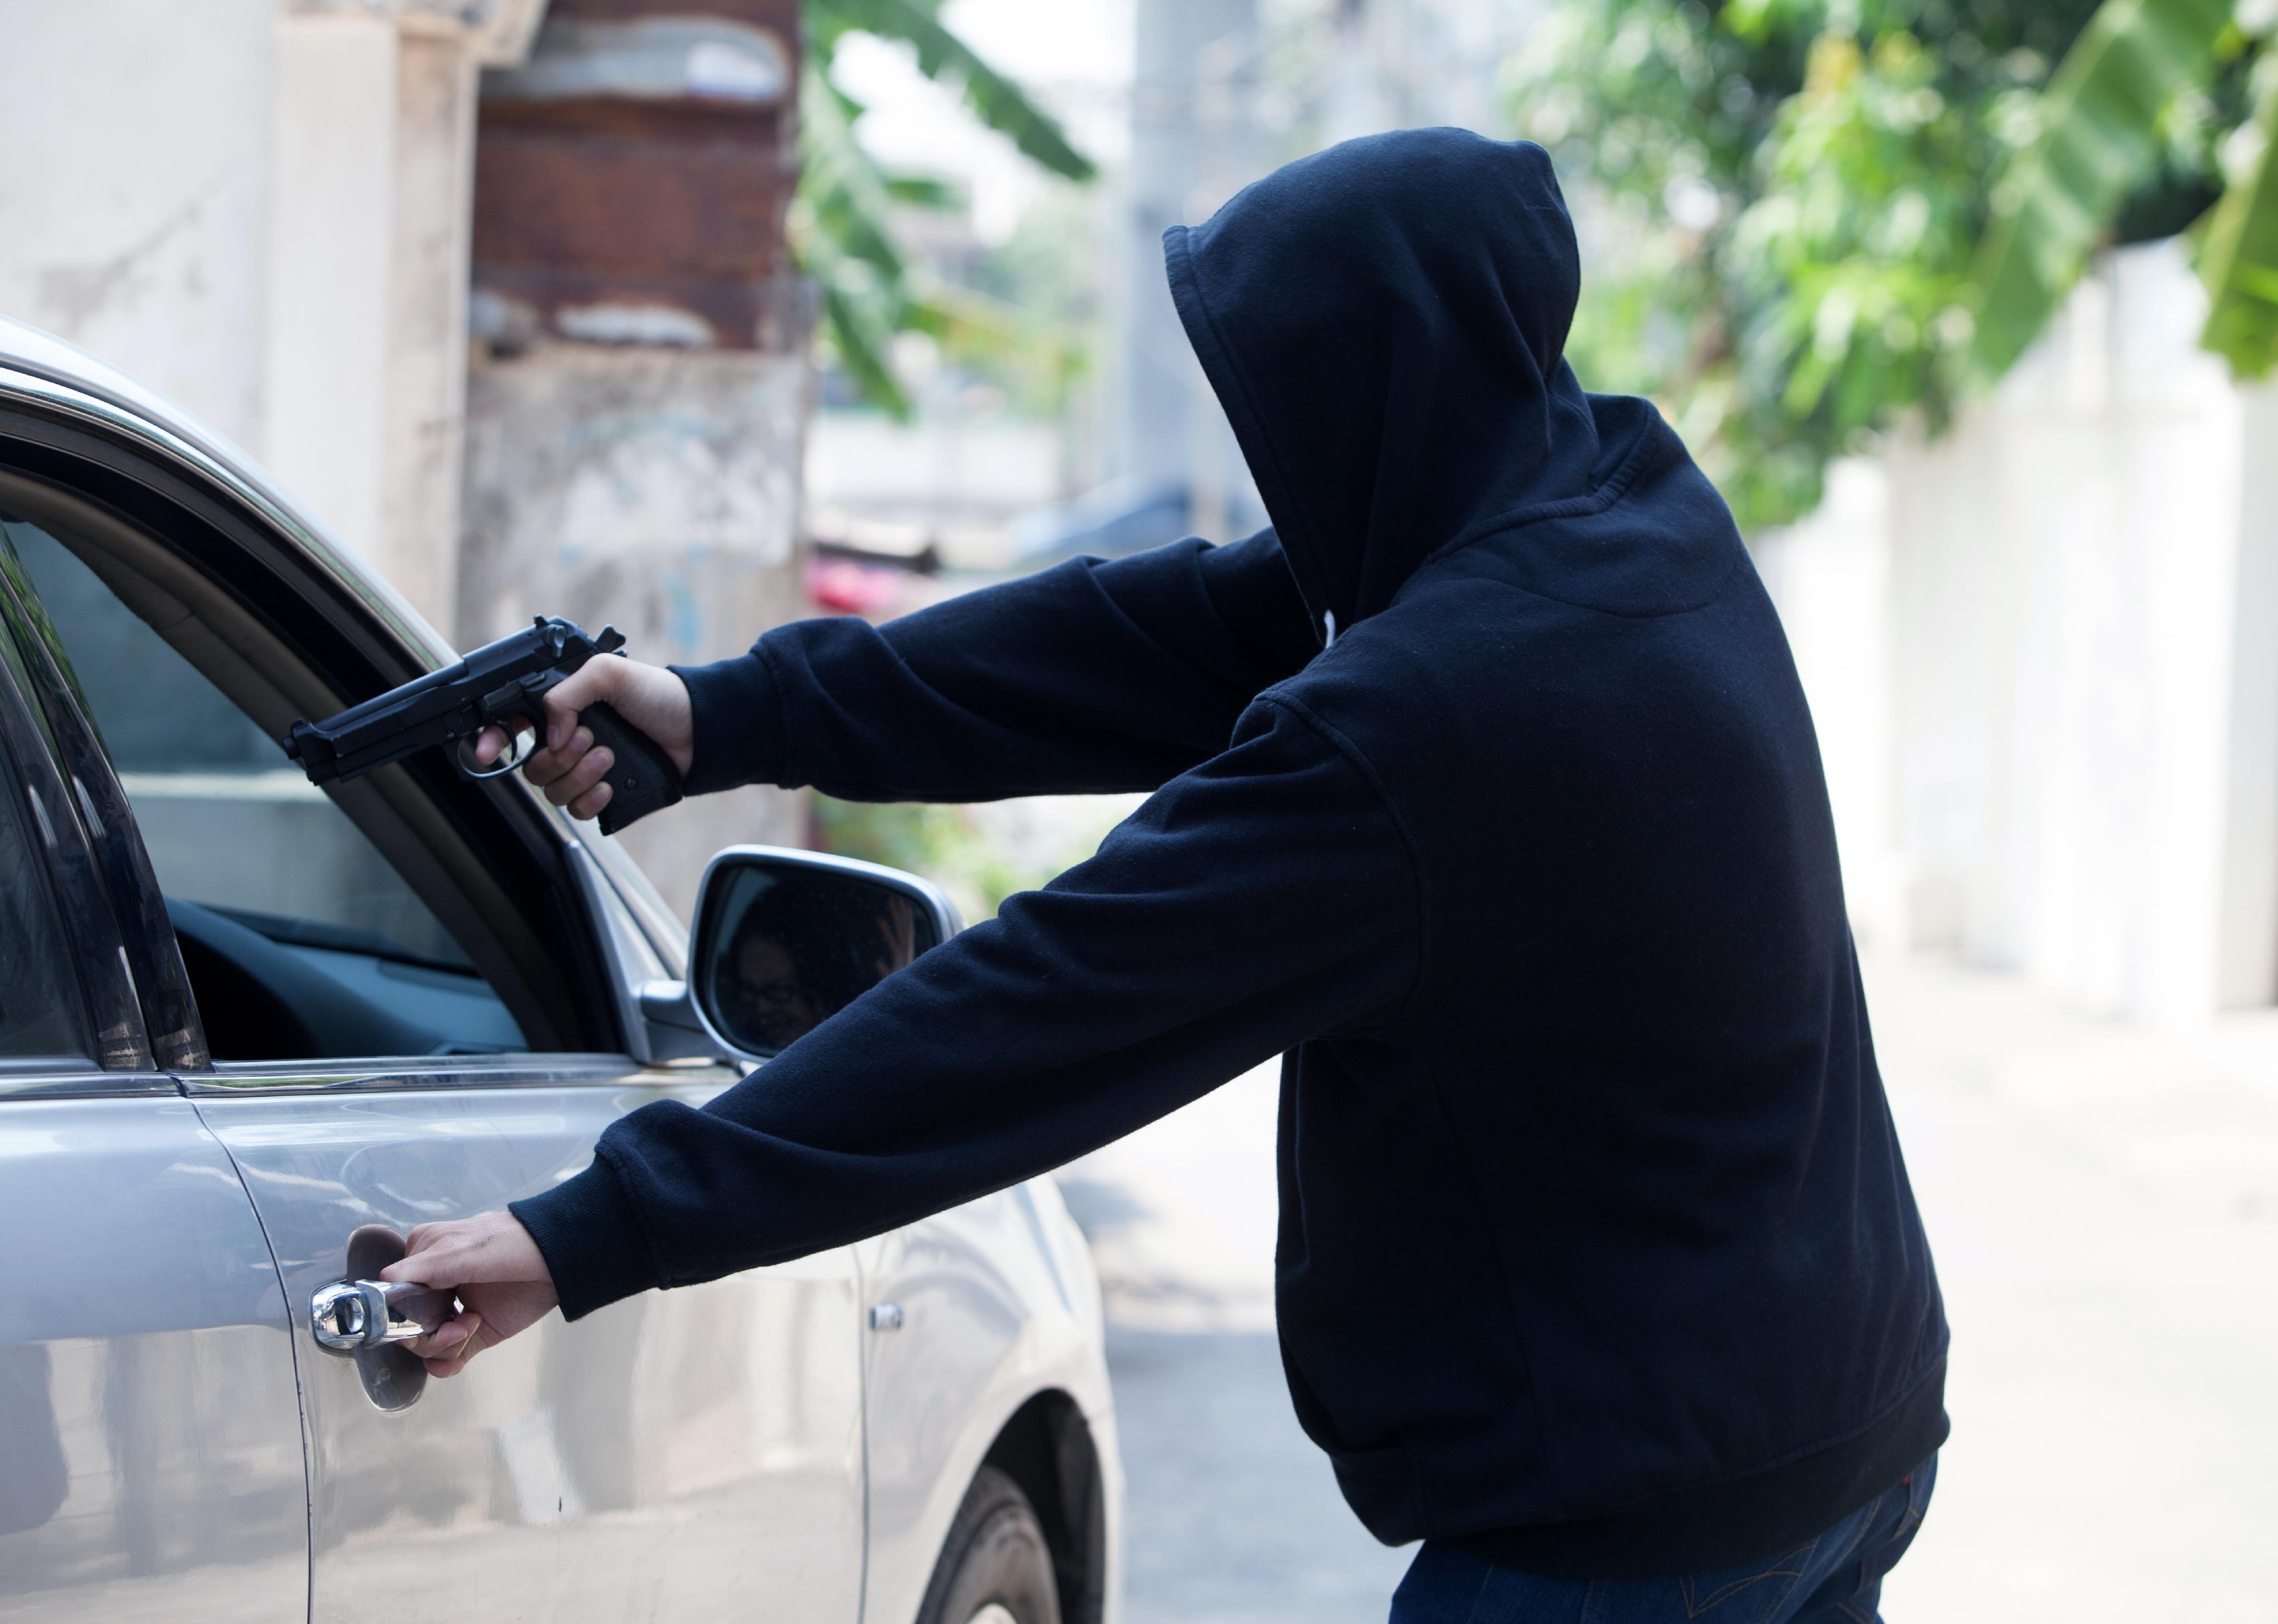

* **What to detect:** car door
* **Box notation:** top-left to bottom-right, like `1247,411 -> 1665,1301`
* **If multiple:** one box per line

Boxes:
190,1064 -> 866,1624
0,411 -> 866,1623
0,573 -> 305,1623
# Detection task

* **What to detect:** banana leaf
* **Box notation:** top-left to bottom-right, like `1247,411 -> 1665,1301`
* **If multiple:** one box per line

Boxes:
2198,89 -> 2278,376
796,0 -> 1095,411
800,62 -> 909,282
808,0 -> 1095,181
1967,0 -> 2232,382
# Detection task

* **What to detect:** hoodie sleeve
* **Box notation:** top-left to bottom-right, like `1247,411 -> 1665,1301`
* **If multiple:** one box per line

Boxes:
669,530 -> 1318,801
511,695 -> 1417,1319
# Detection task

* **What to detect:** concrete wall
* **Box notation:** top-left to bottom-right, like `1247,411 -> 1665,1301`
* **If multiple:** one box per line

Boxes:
1757,239 -> 2278,1025
0,0 -> 280,449
1116,0 -> 1266,545
0,0 -> 545,639
459,345 -> 810,917
265,7 -> 524,638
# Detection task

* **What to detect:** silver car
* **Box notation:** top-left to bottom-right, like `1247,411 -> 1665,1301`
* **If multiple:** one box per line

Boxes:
0,318 -> 1121,1624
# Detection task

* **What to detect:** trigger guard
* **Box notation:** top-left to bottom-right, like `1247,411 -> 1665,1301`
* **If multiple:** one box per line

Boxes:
455,724 -> 536,780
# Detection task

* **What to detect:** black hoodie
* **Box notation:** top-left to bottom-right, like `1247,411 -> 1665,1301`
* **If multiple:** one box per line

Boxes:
514,129 -> 1947,1579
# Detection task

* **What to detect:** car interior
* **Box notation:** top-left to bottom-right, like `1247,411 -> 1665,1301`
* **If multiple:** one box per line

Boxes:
0,463 -> 577,1063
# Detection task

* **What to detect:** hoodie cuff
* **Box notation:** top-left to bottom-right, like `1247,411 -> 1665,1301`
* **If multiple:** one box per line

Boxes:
668,643 -> 788,795
509,1148 -> 660,1323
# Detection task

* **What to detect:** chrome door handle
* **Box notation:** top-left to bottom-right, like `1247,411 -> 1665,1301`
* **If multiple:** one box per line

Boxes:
310,1278 -> 451,1352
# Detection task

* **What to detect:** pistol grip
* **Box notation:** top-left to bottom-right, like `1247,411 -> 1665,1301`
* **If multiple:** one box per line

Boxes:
579,701 -> 684,835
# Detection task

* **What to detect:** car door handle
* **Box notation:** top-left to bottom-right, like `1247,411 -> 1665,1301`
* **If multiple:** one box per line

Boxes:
309,1278 -> 453,1352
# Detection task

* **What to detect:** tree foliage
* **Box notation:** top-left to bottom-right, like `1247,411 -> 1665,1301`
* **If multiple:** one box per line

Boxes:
1971,0 -> 2278,382
795,0 -> 1096,416
2198,67 -> 2278,374
1510,0 -> 2249,531
1969,0 -> 2245,378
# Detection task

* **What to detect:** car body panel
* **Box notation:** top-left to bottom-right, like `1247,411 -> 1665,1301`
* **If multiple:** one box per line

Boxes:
191,1066 -> 866,1624
0,1092 -> 305,1623
0,312 -> 1123,1624
859,1177 -> 1122,1624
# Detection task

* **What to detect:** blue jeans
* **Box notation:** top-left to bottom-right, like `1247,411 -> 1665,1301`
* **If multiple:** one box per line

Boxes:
1390,1456 -> 1936,1624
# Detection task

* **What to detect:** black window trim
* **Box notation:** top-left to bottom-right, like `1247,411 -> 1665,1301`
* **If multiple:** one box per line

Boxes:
0,517 -> 209,1069
0,614 -> 151,1074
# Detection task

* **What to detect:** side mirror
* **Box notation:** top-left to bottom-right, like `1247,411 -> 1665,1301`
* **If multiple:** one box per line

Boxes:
686,846 -> 965,1060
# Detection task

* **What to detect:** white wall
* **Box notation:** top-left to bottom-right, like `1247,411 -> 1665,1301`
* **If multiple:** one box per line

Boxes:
1759,240 -> 2278,1025
266,13 -> 400,563
0,0 -> 280,449
0,1 -> 543,638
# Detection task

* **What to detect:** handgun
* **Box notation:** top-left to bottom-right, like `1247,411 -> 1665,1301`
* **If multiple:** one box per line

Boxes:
282,615 -> 683,836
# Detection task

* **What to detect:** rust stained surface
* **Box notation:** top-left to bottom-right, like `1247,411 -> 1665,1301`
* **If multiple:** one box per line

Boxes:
472,0 -> 804,352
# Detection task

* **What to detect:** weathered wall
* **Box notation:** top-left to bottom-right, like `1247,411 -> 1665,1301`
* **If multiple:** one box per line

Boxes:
265,4 -> 535,639
462,0 -> 811,923
0,1 -> 545,640
459,345 -> 810,913
0,0 -> 280,448
1758,239 -> 2278,1025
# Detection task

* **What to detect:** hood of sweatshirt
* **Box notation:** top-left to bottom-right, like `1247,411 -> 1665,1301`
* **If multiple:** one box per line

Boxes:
1165,128 -> 1611,639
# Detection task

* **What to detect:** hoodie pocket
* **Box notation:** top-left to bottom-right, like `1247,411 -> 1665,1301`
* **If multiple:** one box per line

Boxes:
1274,1035 -> 1548,1539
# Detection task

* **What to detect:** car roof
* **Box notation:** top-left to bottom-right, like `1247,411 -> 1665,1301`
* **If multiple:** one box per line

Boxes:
0,312 -> 456,669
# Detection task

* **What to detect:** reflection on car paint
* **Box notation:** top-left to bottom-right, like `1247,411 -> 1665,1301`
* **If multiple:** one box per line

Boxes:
0,1097 -> 305,1623
196,1072 -> 867,1624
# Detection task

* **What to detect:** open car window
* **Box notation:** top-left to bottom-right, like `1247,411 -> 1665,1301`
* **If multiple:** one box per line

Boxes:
0,515 -> 527,1061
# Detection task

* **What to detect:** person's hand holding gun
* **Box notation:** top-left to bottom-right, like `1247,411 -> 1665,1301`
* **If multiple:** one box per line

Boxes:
472,653 -> 696,823
284,617 -> 698,835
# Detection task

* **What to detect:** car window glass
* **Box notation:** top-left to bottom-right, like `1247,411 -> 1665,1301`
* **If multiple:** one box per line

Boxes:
0,516 -> 526,1060
0,727 -> 95,1062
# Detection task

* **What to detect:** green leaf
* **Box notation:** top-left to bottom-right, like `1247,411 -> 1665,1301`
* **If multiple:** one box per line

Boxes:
1967,0 -> 2232,383
796,0 -> 1097,413
808,0 -> 1096,180
883,174 -> 961,209
799,59 -> 907,280
2199,92 -> 2278,377
795,57 -> 915,414
814,246 -> 915,417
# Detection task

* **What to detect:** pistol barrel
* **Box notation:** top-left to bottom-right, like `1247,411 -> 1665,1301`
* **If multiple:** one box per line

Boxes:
282,616 -> 608,787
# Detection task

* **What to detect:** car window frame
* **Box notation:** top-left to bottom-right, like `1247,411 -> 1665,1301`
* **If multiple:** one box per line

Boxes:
0,520 -> 209,1068
0,605 -> 155,1081
0,377 -> 637,1072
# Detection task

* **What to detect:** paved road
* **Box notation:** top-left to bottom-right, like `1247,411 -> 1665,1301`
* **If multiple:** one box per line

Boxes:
1061,1064 -> 1412,1622
1061,951 -> 2278,1623
1106,1327 -> 1412,1624
1867,952 -> 2278,1622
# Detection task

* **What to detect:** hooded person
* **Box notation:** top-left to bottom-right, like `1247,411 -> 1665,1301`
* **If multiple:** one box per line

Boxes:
395,130 -> 1948,1612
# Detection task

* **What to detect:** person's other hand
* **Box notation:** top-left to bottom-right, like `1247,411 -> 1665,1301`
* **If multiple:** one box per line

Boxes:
472,655 -> 694,822
381,1210 -> 559,1377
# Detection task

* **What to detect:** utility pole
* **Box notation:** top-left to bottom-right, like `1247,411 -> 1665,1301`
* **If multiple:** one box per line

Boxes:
1118,0 -> 1266,547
